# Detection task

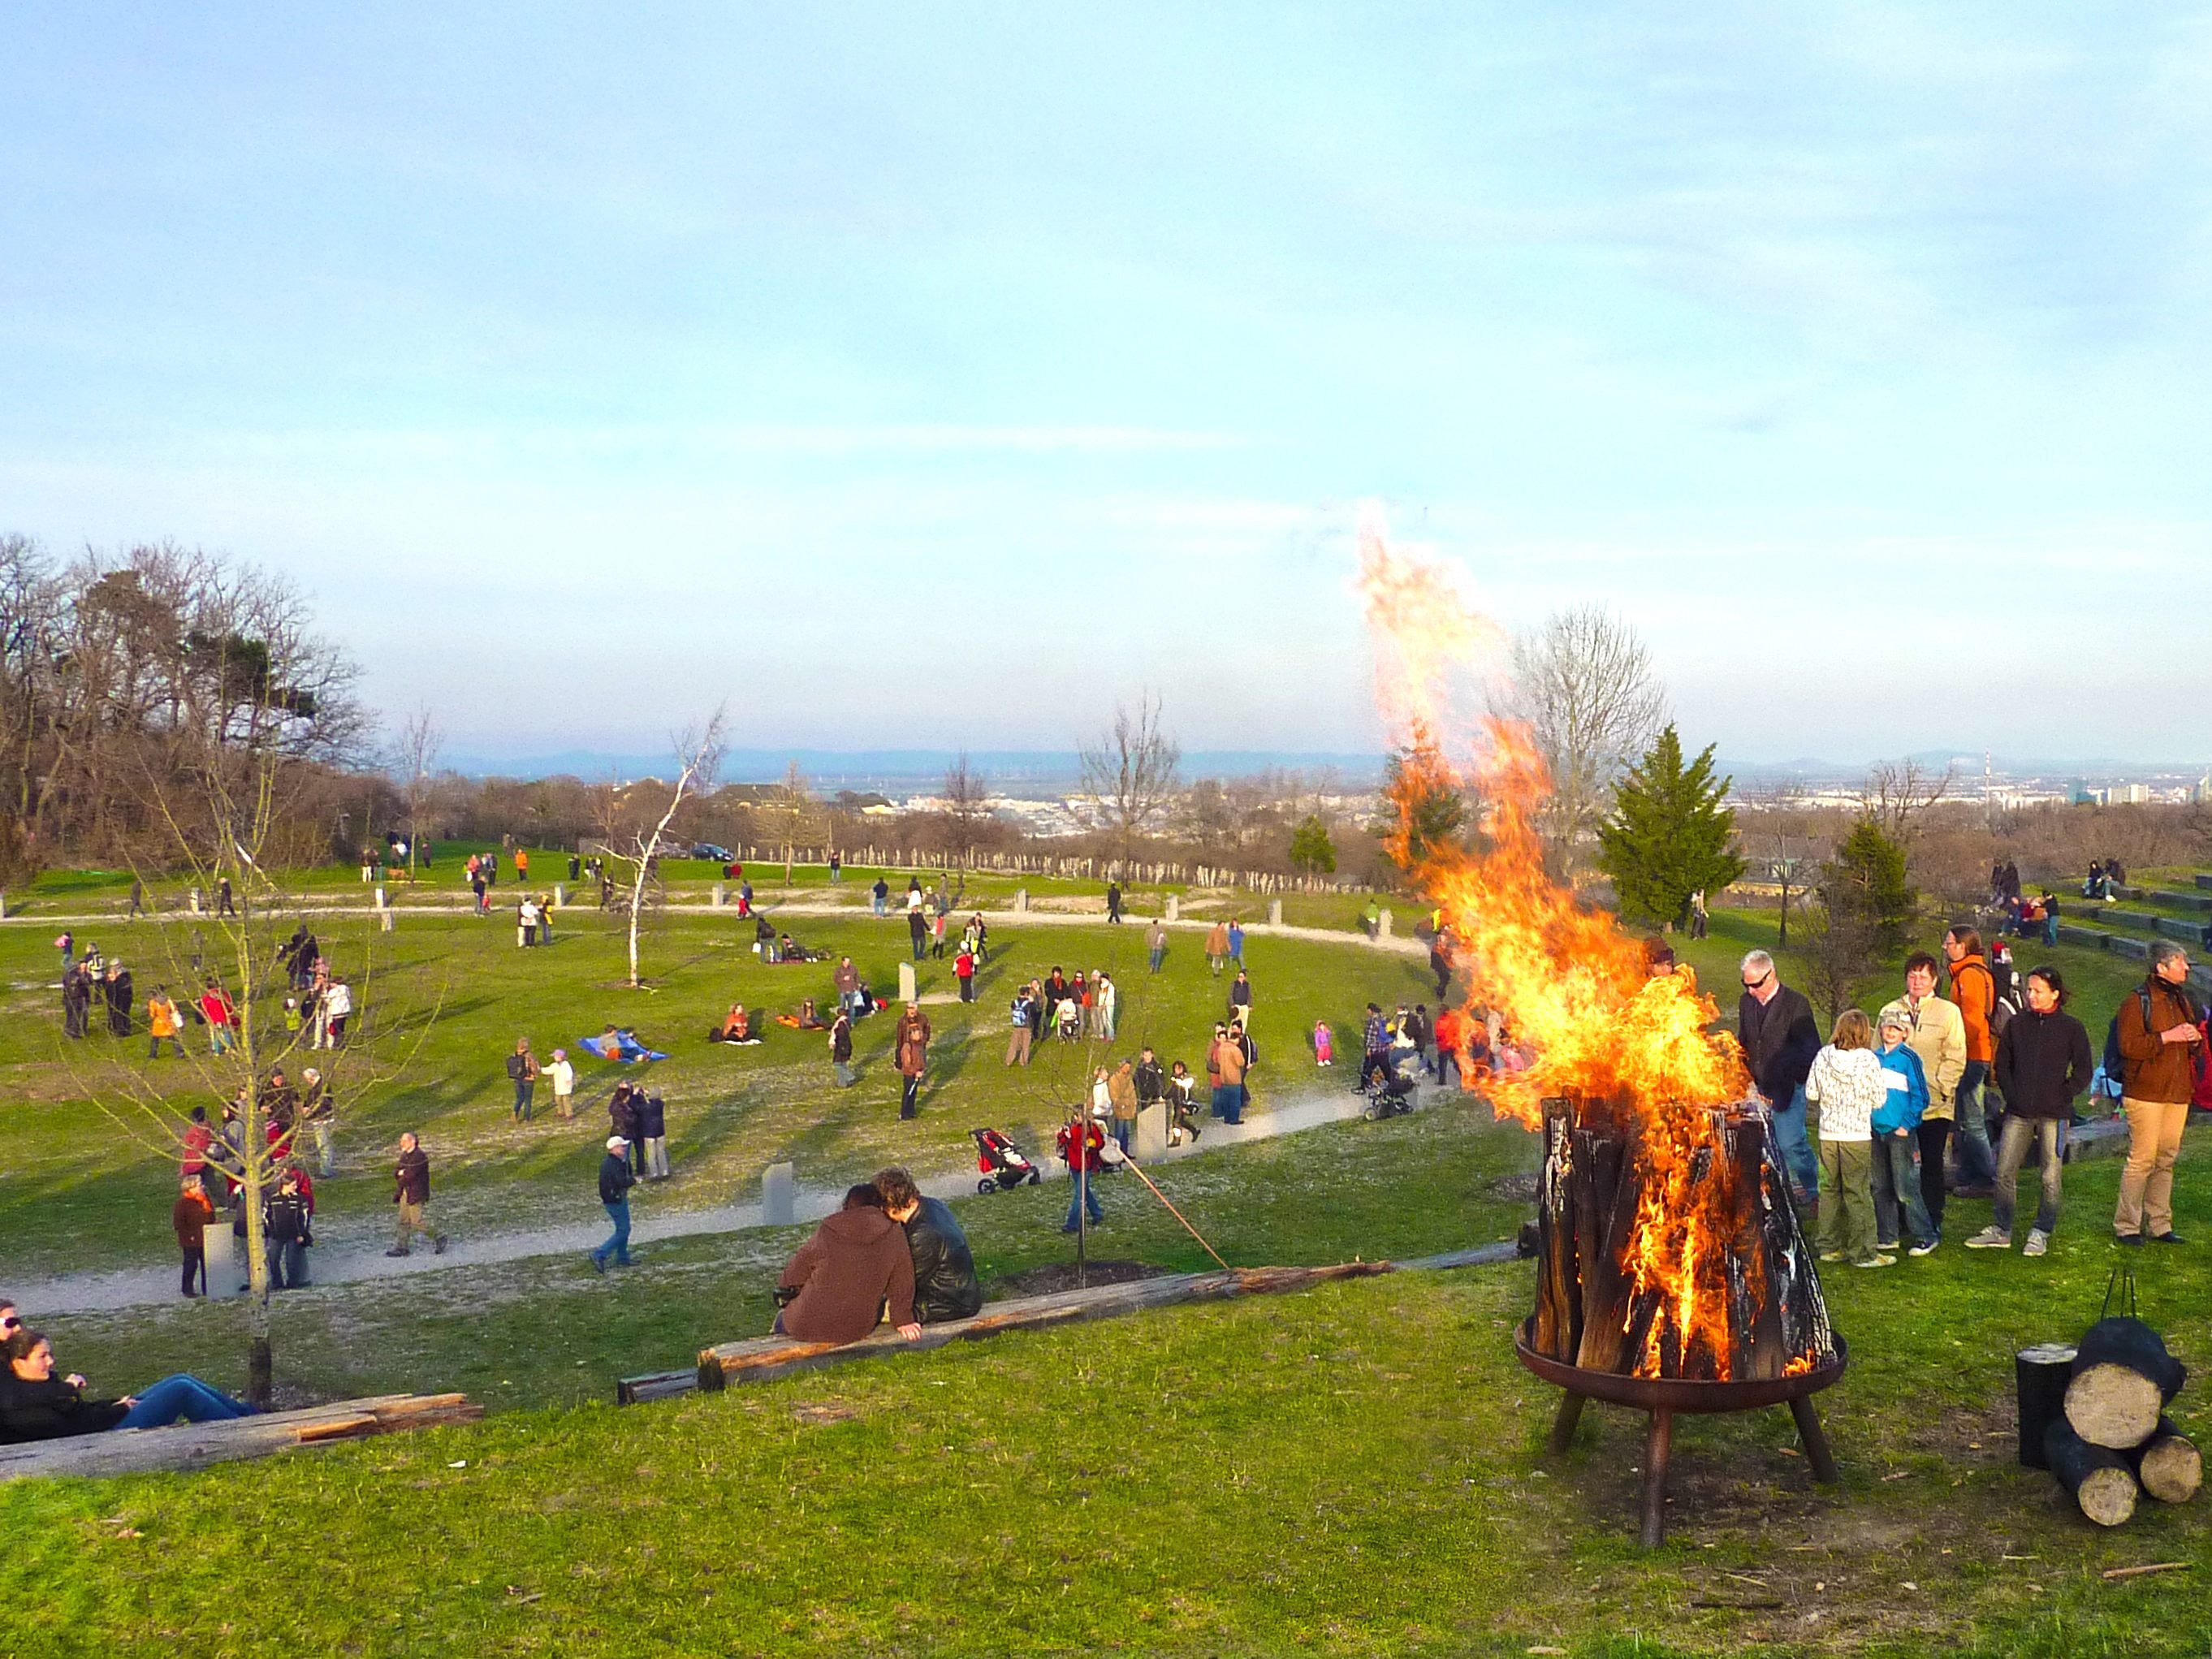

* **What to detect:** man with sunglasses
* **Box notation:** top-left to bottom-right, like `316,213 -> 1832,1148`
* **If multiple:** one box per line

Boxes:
1739,950 -> 1821,1205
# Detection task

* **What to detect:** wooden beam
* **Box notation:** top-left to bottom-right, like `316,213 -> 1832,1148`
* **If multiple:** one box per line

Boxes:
0,1393 -> 481,1481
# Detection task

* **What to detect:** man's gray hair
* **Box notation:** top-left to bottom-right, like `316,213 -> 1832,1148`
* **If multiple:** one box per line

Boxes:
1740,950 -> 1776,977
2149,939 -> 2190,974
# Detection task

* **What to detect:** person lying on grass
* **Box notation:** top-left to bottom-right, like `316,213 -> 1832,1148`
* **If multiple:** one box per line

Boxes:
772,1186 -> 921,1346
0,1328 -> 254,1441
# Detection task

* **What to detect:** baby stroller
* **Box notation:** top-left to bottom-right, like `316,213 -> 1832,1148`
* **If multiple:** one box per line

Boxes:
1361,1052 -> 1419,1121
972,1127 -> 1043,1193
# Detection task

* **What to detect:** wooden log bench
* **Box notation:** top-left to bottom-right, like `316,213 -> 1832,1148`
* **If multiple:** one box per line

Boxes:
618,1244 -> 1518,1405
0,1393 -> 482,1481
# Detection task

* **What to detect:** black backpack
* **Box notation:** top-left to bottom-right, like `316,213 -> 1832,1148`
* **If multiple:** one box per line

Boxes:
1990,959 -> 2025,1036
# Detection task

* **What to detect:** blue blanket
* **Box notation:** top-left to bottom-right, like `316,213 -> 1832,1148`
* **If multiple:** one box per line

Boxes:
581,1030 -> 666,1063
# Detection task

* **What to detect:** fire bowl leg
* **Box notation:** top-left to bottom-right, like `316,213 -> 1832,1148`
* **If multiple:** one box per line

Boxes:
1640,1407 -> 1674,1549
1546,1391 -> 1587,1454
1786,1396 -> 1840,1484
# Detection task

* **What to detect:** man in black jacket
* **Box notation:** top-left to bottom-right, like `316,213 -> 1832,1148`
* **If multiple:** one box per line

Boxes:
872,1166 -> 981,1324
264,1169 -> 313,1290
1134,1047 -> 1165,1125
1738,950 -> 1821,1205
592,1135 -> 637,1272
387,1131 -> 447,1257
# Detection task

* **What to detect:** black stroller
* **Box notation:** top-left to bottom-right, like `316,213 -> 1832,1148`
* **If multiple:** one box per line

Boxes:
1361,1050 -> 1420,1121
972,1127 -> 1043,1193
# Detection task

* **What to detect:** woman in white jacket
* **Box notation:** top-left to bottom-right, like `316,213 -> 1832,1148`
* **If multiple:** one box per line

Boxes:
1804,1009 -> 1893,1268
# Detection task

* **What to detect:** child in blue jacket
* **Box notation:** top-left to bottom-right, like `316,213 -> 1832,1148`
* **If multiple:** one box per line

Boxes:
1873,1003 -> 1938,1255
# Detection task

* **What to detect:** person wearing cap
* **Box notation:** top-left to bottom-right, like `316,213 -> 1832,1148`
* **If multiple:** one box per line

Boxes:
592,1134 -> 637,1272
1871,1004 -> 1938,1257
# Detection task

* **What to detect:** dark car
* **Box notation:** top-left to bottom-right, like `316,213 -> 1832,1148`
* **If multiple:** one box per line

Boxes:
689,842 -> 734,863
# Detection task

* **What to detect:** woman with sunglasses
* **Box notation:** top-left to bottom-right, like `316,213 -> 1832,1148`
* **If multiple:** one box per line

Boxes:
1,1325 -> 253,1441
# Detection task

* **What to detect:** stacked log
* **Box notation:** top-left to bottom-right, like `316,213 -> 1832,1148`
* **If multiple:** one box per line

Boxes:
1529,1094 -> 1834,1380
2036,1316 -> 2200,1524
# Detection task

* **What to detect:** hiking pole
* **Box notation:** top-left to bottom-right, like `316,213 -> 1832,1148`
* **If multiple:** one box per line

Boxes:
1116,1152 -> 1230,1270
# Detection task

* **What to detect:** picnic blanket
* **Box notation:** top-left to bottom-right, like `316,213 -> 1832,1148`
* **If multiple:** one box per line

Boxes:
581,1030 -> 667,1063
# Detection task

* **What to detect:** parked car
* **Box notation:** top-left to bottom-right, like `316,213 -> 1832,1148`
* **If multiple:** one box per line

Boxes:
689,842 -> 734,864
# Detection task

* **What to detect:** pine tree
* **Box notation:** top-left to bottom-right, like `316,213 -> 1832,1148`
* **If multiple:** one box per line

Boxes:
1596,725 -> 1746,929
1288,814 -> 1337,874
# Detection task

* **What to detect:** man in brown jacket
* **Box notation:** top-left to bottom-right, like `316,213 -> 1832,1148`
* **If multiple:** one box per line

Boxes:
775,1187 -> 921,1344
173,1178 -> 215,1298
1213,1027 -> 1248,1125
2114,941 -> 2202,1244
894,1003 -> 931,1121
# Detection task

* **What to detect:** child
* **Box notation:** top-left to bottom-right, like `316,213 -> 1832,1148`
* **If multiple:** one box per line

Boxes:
1804,1009 -> 1891,1268
1871,1004 -> 1938,1257
1313,1020 -> 1335,1067
1165,1061 -> 1201,1146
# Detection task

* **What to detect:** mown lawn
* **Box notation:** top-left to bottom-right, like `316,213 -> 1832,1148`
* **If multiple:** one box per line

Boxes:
2,1140 -> 2206,1659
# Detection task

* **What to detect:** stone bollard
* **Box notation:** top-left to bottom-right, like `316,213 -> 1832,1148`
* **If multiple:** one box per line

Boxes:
1013,888 -> 1028,913
1378,908 -> 1394,940
1268,898 -> 1283,927
762,1162 -> 797,1227
189,888 -> 203,914
712,883 -> 725,908
381,906 -> 396,933
553,884 -> 564,908
898,961 -> 918,1004
203,1220 -> 235,1291
374,885 -> 387,909
1134,1104 -> 1169,1162
1164,894 -> 1179,922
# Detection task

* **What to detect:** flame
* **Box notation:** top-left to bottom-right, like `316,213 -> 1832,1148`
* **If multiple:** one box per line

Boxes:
1359,513 -> 1755,1378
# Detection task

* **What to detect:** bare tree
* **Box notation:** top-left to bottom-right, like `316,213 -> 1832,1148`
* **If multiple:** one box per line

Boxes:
1077,692 -> 1182,869
1862,758 -> 1955,844
1493,604 -> 1667,864
940,752 -> 992,867
395,706 -> 442,877
603,707 -> 728,988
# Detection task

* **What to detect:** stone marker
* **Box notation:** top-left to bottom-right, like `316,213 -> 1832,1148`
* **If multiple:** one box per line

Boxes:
189,888 -> 203,915
1013,888 -> 1028,913
1164,895 -> 1179,922
553,884 -> 564,908
380,906 -> 396,933
1268,898 -> 1283,927
1134,1103 -> 1169,1162
712,883 -> 725,908
898,961 -> 918,1004
762,1162 -> 796,1227
1378,907 -> 1394,940
374,885 -> 387,910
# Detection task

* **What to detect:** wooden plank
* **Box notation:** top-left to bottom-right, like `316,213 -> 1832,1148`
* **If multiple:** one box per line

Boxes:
0,1393 -> 480,1481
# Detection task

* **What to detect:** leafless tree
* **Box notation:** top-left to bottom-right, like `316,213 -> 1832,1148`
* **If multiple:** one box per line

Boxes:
1078,692 -> 1182,869
1493,604 -> 1667,865
1863,758 -> 1955,843
602,707 -> 727,987
940,752 -> 992,867
395,706 -> 442,876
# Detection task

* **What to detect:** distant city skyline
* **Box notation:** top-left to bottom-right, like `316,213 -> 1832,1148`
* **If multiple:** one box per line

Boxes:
3,7 -> 2206,761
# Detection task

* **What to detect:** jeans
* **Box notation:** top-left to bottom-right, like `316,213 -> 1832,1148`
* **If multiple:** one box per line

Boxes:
1149,947 -> 1164,974
1871,1132 -> 1936,1246
1771,1085 -> 1819,1201
1916,1119 -> 1951,1233
180,1244 -> 206,1298
1994,1116 -> 2065,1238
312,1121 -> 334,1176
2115,1095 -> 2190,1238
874,895 -> 887,916
901,1076 -> 920,1118
1212,1084 -> 1242,1125
1064,1176 -> 1104,1229
834,1061 -> 857,1087
1110,1119 -> 1133,1153
116,1375 -> 253,1429
594,1199 -> 632,1267
1438,1052 -> 1462,1091
957,977 -> 973,1002
1815,1139 -> 1877,1259
269,1238 -> 308,1289
512,1079 -> 534,1121
149,1035 -> 184,1058
644,1136 -> 669,1179
210,1026 -> 231,1056
1954,1061 -> 1997,1185
2042,918 -> 2058,946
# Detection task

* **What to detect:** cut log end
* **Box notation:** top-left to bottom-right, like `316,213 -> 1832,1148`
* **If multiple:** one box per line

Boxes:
2066,1363 -> 2167,1449
2077,1466 -> 2141,1527
2137,1433 -> 2203,1506
2047,1419 -> 2145,1527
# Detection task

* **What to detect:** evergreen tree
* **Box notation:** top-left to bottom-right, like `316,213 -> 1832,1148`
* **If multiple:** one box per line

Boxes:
1596,724 -> 1746,928
1288,814 -> 1337,874
1820,818 -> 1916,956
1384,745 -> 1469,870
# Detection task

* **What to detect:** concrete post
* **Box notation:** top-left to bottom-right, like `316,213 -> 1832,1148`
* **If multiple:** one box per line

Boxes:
381,906 -> 396,933
1268,898 -> 1283,927
1378,908 -> 1394,940
1134,1104 -> 1169,1162
553,884 -> 564,909
712,883 -> 726,908
1164,894 -> 1179,922
896,961 -> 918,1004
762,1162 -> 797,1227
189,888 -> 203,914
374,885 -> 387,910
1013,888 -> 1028,913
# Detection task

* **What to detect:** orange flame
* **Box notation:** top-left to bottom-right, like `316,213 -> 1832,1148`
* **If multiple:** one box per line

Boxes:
1359,515 -> 1754,1377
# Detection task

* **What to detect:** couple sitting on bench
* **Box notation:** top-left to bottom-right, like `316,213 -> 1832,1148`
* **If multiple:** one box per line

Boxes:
0,1318 -> 254,1443
709,1003 -> 763,1045
771,1167 -> 983,1346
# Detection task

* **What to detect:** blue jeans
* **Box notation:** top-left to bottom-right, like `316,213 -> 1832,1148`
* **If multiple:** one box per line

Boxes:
1954,1061 -> 1997,1185
1772,1085 -> 1818,1200
1148,948 -> 1164,974
873,895 -> 886,916
2041,918 -> 2058,946
594,1199 -> 632,1267
1994,1116 -> 2065,1238
1064,1177 -> 1104,1229
1870,1131 -> 1936,1246
116,1375 -> 253,1429
1109,1120 -> 1132,1153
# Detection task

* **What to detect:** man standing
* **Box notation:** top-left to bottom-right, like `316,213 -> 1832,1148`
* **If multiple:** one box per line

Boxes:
1147,918 -> 1169,975
387,1132 -> 447,1257
216,875 -> 235,917
1004,988 -> 1034,1068
592,1135 -> 636,1272
834,956 -> 862,1015
506,1039 -> 538,1124
1106,881 -> 1123,923
1942,927 -> 2001,1194
895,1003 -> 931,1120
1134,1046 -> 1164,1134
1214,1026 -> 1248,1125
1205,920 -> 1229,976
1107,1059 -> 1141,1153
2114,940 -> 2202,1246
873,1166 -> 982,1324
636,1090 -> 669,1180
173,1177 -> 214,1298
872,875 -> 890,918
1359,1003 -> 1389,1091
1056,1108 -> 1106,1233
1737,950 -> 1821,1204
907,898 -> 928,961
1228,970 -> 1254,1031
1895,952 -> 1968,1241
300,1068 -> 335,1177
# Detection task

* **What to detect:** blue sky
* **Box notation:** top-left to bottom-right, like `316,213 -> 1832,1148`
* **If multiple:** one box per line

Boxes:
2,5 -> 2206,763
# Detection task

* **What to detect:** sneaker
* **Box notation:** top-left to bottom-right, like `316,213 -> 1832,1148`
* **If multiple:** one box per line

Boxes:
1876,1240 -> 1899,1254
1907,1236 -> 1941,1258
2024,1229 -> 2050,1258
384,1247 -> 409,1258
1964,1227 -> 2011,1249
1817,1250 -> 1847,1264
2151,1231 -> 2186,1246
1852,1254 -> 1898,1268
590,1253 -> 605,1274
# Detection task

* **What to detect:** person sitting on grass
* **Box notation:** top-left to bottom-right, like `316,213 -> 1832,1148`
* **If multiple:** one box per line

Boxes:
711,1004 -> 758,1044
1805,1009 -> 1891,1269
772,1186 -> 921,1345
0,1328 -> 253,1441
873,1166 -> 983,1325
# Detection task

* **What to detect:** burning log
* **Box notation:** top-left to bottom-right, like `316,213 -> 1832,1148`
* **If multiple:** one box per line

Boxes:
2132,1419 -> 2204,1506
2043,1420 -> 2141,1527
2065,1318 -> 2188,1449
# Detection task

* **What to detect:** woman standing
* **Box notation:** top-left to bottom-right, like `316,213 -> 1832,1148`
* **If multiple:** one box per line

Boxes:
1972,966 -> 2093,1256
894,1002 -> 931,1121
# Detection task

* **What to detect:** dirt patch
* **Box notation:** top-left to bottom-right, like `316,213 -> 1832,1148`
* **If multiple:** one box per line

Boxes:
987,1259 -> 1169,1298
1488,1173 -> 1540,1203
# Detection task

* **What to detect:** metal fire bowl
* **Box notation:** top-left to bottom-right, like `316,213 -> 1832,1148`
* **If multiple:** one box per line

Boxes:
1515,1320 -> 1849,1412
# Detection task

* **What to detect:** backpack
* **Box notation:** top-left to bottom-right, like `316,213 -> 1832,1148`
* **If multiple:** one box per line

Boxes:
2102,987 -> 2183,1096
1989,959 -> 2024,1036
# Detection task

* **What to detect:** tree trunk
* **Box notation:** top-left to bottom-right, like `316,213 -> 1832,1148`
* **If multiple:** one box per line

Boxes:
2015,1342 -> 2078,1470
2066,1317 -> 2187,1449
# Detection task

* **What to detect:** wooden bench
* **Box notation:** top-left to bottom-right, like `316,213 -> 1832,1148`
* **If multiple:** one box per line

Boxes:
617,1244 -> 1516,1405
0,1392 -> 482,1481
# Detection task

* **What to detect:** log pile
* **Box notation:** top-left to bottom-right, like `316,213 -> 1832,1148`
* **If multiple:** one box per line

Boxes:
2035,1316 -> 2199,1526
1530,1095 -> 1834,1380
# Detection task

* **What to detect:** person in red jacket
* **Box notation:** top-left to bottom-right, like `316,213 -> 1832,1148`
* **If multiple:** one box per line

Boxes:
1056,1108 -> 1106,1233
